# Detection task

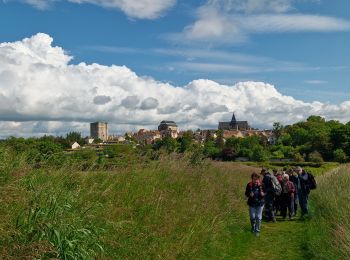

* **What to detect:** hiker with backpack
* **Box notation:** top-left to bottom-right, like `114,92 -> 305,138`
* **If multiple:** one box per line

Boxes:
245,172 -> 265,236
261,168 -> 281,222
294,166 -> 317,218
280,173 -> 296,220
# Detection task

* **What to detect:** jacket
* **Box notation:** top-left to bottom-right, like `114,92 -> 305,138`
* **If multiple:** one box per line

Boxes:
282,180 -> 296,195
245,181 -> 265,207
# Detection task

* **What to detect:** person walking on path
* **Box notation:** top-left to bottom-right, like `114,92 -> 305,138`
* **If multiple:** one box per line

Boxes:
261,169 -> 277,222
274,172 -> 283,216
280,174 -> 296,220
288,169 -> 299,216
294,166 -> 311,218
245,172 -> 265,236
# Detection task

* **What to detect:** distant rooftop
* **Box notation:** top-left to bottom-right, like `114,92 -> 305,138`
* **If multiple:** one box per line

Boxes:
159,120 -> 177,126
91,121 -> 108,124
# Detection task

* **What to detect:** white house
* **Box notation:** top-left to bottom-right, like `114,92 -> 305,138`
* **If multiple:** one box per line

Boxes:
71,142 -> 81,149
86,138 -> 94,144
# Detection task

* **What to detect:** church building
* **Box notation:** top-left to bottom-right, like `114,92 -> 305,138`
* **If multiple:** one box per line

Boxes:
218,113 -> 250,131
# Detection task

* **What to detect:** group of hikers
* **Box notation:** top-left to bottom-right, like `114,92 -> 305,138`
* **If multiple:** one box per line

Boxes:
245,166 -> 317,236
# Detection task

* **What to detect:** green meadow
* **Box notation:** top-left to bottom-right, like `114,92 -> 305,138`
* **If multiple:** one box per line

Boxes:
0,147 -> 349,259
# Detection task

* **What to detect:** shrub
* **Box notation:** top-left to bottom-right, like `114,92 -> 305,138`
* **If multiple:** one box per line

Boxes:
251,146 -> 269,162
203,141 -> 220,159
293,152 -> 305,162
309,151 -> 324,163
333,148 -> 348,163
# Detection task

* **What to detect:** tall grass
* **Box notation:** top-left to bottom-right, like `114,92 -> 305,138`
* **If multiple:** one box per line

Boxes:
306,165 -> 350,259
1,145 -> 345,259
0,149 -> 258,259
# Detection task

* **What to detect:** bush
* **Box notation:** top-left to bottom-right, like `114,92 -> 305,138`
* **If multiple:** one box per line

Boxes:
309,151 -> 324,163
333,148 -> 348,163
293,152 -> 305,162
251,146 -> 269,162
203,141 -> 220,159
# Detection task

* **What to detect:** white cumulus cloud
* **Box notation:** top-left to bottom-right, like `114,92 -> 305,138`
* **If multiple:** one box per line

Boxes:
1,33 -> 350,137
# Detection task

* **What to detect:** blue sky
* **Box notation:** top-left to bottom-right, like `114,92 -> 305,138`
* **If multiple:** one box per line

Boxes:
1,0 -> 350,136
2,0 -> 350,102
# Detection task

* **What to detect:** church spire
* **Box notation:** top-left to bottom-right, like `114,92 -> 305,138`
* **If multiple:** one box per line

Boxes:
231,112 -> 237,123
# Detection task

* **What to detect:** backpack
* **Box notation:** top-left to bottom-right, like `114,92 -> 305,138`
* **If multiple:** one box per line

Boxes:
308,173 -> 317,190
282,181 -> 290,194
271,175 -> 282,196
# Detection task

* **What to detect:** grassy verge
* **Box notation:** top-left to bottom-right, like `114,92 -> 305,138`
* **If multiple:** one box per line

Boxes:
305,165 -> 350,259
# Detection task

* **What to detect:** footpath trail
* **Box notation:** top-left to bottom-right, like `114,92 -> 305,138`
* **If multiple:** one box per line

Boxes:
238,215 -> 310,260
228,170 -> 325,259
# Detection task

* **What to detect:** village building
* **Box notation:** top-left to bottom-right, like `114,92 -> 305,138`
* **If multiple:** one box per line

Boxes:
134,129 -> 162,144
222,130 -> 244,139
107,135 -> 126,142
218,113 -> 250,131
158,121 -> 179,132
71,142 -> 80,149
85,138 -> 94,144
160,129 -> 179,139
90,122 -> 108,141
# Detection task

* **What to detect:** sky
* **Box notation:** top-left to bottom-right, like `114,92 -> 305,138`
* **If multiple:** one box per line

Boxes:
1,0 -> 350,137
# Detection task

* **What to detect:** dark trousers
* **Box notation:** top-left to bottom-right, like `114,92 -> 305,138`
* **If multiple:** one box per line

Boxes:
280,193 -> 293,218
293,195 -> 298,215
298,192 -> 309,215
264,194 -> 275,221
274,195 -> 282,214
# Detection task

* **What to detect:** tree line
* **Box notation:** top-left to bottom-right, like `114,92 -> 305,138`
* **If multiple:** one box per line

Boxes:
153,115 -> 350,163
2,115 -> 350,164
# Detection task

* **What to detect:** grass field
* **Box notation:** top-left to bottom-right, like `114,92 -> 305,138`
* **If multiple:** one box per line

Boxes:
0,150 -> 348,259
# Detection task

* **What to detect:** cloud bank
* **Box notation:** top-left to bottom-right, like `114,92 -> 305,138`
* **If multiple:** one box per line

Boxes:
1,33 -> 350,137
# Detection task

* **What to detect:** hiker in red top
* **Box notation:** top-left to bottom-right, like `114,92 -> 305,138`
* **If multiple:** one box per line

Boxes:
280,174 -> 296,220
245,172 -> 265,236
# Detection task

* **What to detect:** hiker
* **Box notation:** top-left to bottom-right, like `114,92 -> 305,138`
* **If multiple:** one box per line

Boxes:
280,174 -> 296,220
294,166 -> 315,217
272,169 -> 278,177
288,169 -> 299,216
274,172 -> 283,216
245,172 -> 265,236
261,168 -> 279,222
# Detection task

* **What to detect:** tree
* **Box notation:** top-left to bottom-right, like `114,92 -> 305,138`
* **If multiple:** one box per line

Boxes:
333,149 -> 347,163
330,124 -> 350,153
154,136 -> 178,153
215,130 -> 224,149
251,146 -> 269,162
273,122 -> 284,140
280,133 -> 292,146
307,115 -> 326,123
66,132 -> 85,147
308,151 -> 324,163
204,130 -> 214,143
179,131 -> 193,153
203,141 -> 220,159
222,147 -> 237,161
